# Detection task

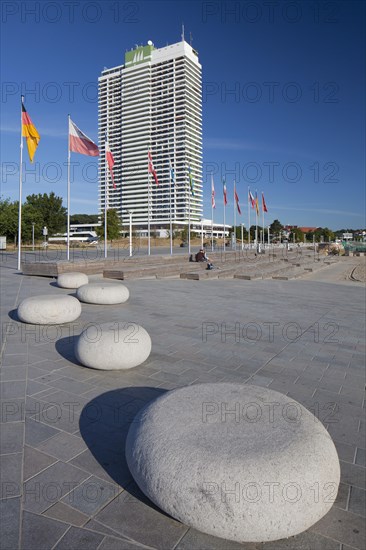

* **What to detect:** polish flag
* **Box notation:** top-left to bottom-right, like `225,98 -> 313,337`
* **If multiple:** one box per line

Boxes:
69,118 -> 99,156
105,138 -> 116,188
249,189 -> 256,208
223,178 -> 227,206
148,151 -> 159,185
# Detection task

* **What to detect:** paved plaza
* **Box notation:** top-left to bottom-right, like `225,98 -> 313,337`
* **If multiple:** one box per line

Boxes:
0,253 -> 365,549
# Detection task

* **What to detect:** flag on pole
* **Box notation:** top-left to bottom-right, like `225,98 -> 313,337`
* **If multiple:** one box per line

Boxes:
105,136 -> 116,189
148,151 -> 159,185
211,175 -> 216,208
223,178 -> 228,205
169,159 -> 175,185
255,191 -> 260,216
262,192 -> 268,212
249,189 -> 255,208
22,100 -> 40,163
234,183 -> 241,214
69,119 -> 99,156
188,166 -> 195,196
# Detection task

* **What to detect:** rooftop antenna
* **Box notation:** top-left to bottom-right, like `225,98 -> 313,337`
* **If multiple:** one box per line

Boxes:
190,31 -> 193,46
181,23 -> 185,42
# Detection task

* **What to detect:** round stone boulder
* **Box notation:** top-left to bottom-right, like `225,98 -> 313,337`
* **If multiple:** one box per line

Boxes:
57,272 -> 89,289
75,321 -> 151,370
76,283 -> 129,305
126,383 -> 340,543
17,295 -> 81,325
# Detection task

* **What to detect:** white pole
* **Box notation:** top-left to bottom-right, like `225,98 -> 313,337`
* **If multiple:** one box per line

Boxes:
17,96 -> 24,271
268,225 -> 270,246
233,181 -> 236,251
248,187 -> 251,248
211,174 -> 214,252
104,146 -> 108,259
32,223 -> 35,251
262,195 -> 265,246
255,190 -> 258,250
241,224 -> 244,250
169,155 -> 173,256
201,218 -> 204,248
67,115 -> 71,261
129,211 -> 133,257
188,178 -> 191,255
148,151 -> 151,256
223,190 -> 226,253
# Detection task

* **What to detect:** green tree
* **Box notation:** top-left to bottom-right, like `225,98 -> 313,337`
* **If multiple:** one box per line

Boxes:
24,192 -> 66,236
270,219 -> 283,238
289,227 -> 304,243
96,209 -> 122,240
70,214 -> 99,225
230,226 -> 248,241
249,225 -> 263,240
0,198 -> 18,239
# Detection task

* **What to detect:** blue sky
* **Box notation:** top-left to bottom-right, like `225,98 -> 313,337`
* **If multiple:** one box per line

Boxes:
1,0 -> 365,230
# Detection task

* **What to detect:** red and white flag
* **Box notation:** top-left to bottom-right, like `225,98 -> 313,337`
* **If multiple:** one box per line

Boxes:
211,175 -> 216,208
262,192 -> 268,212
249,189 -> 255,208
69,118 -> 99,156
234,183 -> 241,215
148,151 -> 159,185
105,138 -> 116,189
223,178 -> 228,206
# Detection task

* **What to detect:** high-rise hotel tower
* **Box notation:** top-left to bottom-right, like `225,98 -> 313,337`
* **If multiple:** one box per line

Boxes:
98,39 -> 202,230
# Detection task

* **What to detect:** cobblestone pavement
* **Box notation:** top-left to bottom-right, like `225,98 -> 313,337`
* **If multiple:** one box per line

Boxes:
1,256 -> 365,550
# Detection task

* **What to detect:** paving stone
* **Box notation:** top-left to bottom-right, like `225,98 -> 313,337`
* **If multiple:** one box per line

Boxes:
94,486 -> 188,550
340,461 -> 366,490
348,486 -> 366,517
36,431 -> 87,461
0,398 -> 25,422
62,474 -> 121,515
0,365 -> 27,381
43,502 -> 89,526
54,525 -> 105,549
23,445 -> 58,481
23,460 -> 90,513
0,452 -> 22,498
0,496 -> 21,549
21,510 -> 70,550
0,422 -> 24,453
25,416 -> 60,446
0,380 -> 26,399
355,448 -> 366,467
175,528 -> 259,549
310,506 -> 365,549
97,536 -> 153,549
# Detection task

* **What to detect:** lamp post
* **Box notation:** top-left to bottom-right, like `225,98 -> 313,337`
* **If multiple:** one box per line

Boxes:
32,222 -> 35,251
201,218 -> 204,249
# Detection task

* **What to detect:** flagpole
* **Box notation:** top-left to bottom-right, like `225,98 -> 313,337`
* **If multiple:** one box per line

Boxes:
223,184 -> 226,254
248,187 -> 251,249
67,115 -> 71,261
147,150 -> 151,256
169,155 -> 173,256
17,96 -> 24,271
233,181 -> 236,251
188,175 -> 191,255
262,194 -> 265,247
255,189 -> 258,250
211,175 -> 214,252
104,139 -> 108,259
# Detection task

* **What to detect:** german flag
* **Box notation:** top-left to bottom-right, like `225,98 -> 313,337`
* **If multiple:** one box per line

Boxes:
22,100 -> 40,162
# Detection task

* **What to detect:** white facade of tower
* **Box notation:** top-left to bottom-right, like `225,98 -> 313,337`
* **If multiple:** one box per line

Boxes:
98,40 -> 202,228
